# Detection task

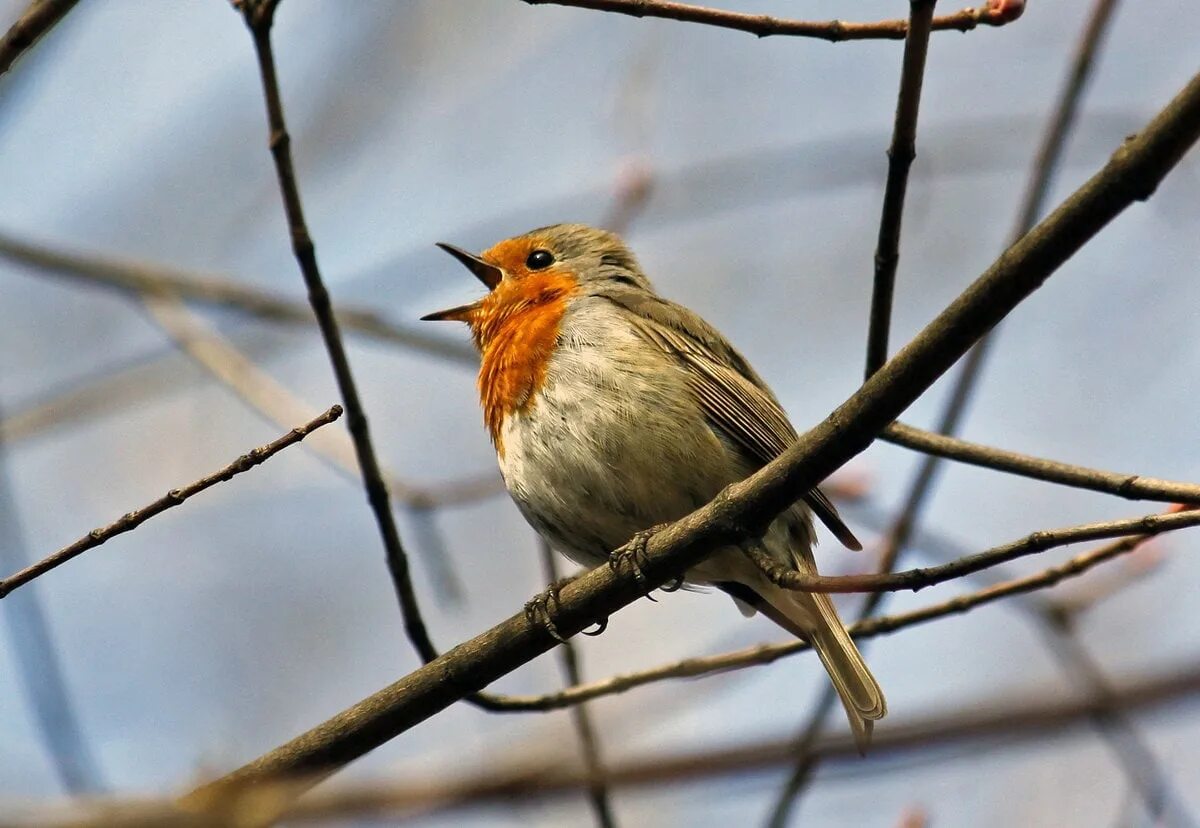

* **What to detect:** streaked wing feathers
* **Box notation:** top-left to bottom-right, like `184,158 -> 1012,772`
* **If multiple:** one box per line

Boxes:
600,290 -> 862,551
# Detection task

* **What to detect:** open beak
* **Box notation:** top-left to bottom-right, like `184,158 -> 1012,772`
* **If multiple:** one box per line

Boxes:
421,243 -> 504,322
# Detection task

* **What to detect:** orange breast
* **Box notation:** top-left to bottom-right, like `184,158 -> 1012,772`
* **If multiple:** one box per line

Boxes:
474,272 -> 578,454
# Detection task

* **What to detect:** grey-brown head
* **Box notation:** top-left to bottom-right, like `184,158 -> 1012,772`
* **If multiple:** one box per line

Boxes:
421,223 -> 654,324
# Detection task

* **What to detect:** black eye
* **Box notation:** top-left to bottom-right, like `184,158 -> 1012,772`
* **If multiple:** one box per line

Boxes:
526,249 -> 554,270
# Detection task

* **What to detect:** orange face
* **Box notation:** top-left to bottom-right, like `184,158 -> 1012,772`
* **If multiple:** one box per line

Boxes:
425,234 -> 580,453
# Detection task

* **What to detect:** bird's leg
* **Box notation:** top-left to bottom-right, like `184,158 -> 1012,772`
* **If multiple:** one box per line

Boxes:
609,524 -> 679,599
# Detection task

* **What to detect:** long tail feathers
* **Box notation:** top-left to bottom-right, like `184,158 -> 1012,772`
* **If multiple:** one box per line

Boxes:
755,584 -> 886,753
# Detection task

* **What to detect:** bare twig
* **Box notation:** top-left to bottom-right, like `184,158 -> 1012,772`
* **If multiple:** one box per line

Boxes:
884,421 -> 1200,504
179,72 -> 1200,797
772,0 -> 1128,816
468,523 -> 1173,712
746,507 -> 1200,595
241,1 -> 438,662
773,1 -> 941,817
539,541 -> 617,828
521,0 -> 1019,42
140,295 -> 498,509
0,406 -> 343,599
0,230 -> 476,367
0,0 -> 78,78
864,0 -> 938,378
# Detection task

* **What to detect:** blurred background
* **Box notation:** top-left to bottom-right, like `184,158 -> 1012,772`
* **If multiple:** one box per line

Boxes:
1,1 -> 1198,825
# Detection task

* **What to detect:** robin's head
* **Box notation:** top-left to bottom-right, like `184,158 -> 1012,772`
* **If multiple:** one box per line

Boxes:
422,224 -> 652,348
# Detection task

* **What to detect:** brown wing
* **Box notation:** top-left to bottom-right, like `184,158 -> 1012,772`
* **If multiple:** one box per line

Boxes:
601,289 -> 862,551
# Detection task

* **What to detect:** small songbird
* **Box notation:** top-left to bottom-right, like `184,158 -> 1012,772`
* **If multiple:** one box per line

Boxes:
422,224 -> 885,747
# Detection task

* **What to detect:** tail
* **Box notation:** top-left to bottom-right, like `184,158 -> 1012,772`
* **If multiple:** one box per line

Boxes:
755,583 -> 887,752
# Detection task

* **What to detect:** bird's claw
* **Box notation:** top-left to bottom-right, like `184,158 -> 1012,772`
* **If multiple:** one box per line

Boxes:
660,575 -> 685,593
609,525 -> 674,599
581,616 -> 608,636
524,577 -> 576,643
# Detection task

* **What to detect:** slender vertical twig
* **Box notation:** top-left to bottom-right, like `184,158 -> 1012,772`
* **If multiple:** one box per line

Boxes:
0,399 -> 105,794
864,0 -> 938,378
770,0 -> 1134,823
238,0 -> 437,662
769,1 -> 938,822
539,541 -> 617,828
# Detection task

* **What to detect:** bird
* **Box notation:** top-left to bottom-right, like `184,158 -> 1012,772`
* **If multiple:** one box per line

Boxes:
422,223 -> 886,748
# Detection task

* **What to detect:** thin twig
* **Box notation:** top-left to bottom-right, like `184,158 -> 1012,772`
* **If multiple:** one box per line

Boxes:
476,523 -> 1173,711
241,2 -> 438,662
521,0 -> 1020,42
884,421 -> 1200,504
179,72 -> 1200,796
539,541 -> 617,828
864,0 -> 938,378
771,0 -> 1131,816
0,406 -> 343,599
0,0 -> 78,78
747,507 -> 1200,595
773,1 -> 941,816
0,230 -> 476,367
140,296 -> 498,509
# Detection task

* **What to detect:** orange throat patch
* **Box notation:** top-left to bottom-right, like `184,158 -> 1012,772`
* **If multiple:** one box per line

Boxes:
470,272 -> 577,454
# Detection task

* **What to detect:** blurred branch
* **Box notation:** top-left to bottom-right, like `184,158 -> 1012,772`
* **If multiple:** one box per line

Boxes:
0,397 -> 105,794
521,0 -> 1021,42
241,1 -> 441,664
0,406 -> 343,599
0,0 -> 77,77
140,296 -> 498,509
864,0 -> 937,378
745,506 -> 1200,595
179,71 -> 1200,797
67,659 -> 1200,826
539,541 -> 617,828
1038,605 -> 1188,824
0,230 -> 476,367
884,421 -> 1200,504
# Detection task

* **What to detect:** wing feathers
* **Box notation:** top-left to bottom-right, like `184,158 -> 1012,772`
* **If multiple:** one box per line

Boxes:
601,291 -> 861,551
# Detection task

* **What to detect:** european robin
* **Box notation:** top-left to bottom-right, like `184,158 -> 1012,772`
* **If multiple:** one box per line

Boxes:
423,224 -> 886,747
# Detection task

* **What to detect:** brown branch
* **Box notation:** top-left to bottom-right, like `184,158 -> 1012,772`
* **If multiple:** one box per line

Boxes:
140,295 -> 498,510
241,2 -> 438,663
471,523 -> 1170,712
177,70 -> 1200,798
884,422 -> 1200,504
104,661 -> 1200,825
539,542 -> 616,828
747,507 -> 1200,595
521,0 -> 1019,42
0,406 -> 342,600
0,230 -> 477,367
0,0 -> 78,78
864,0 -> 938,378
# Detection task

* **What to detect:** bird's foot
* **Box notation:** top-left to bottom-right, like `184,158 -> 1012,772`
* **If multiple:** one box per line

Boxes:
609,524 -> 676,599
525,575 -> 609,639
524,576 -> 576,643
